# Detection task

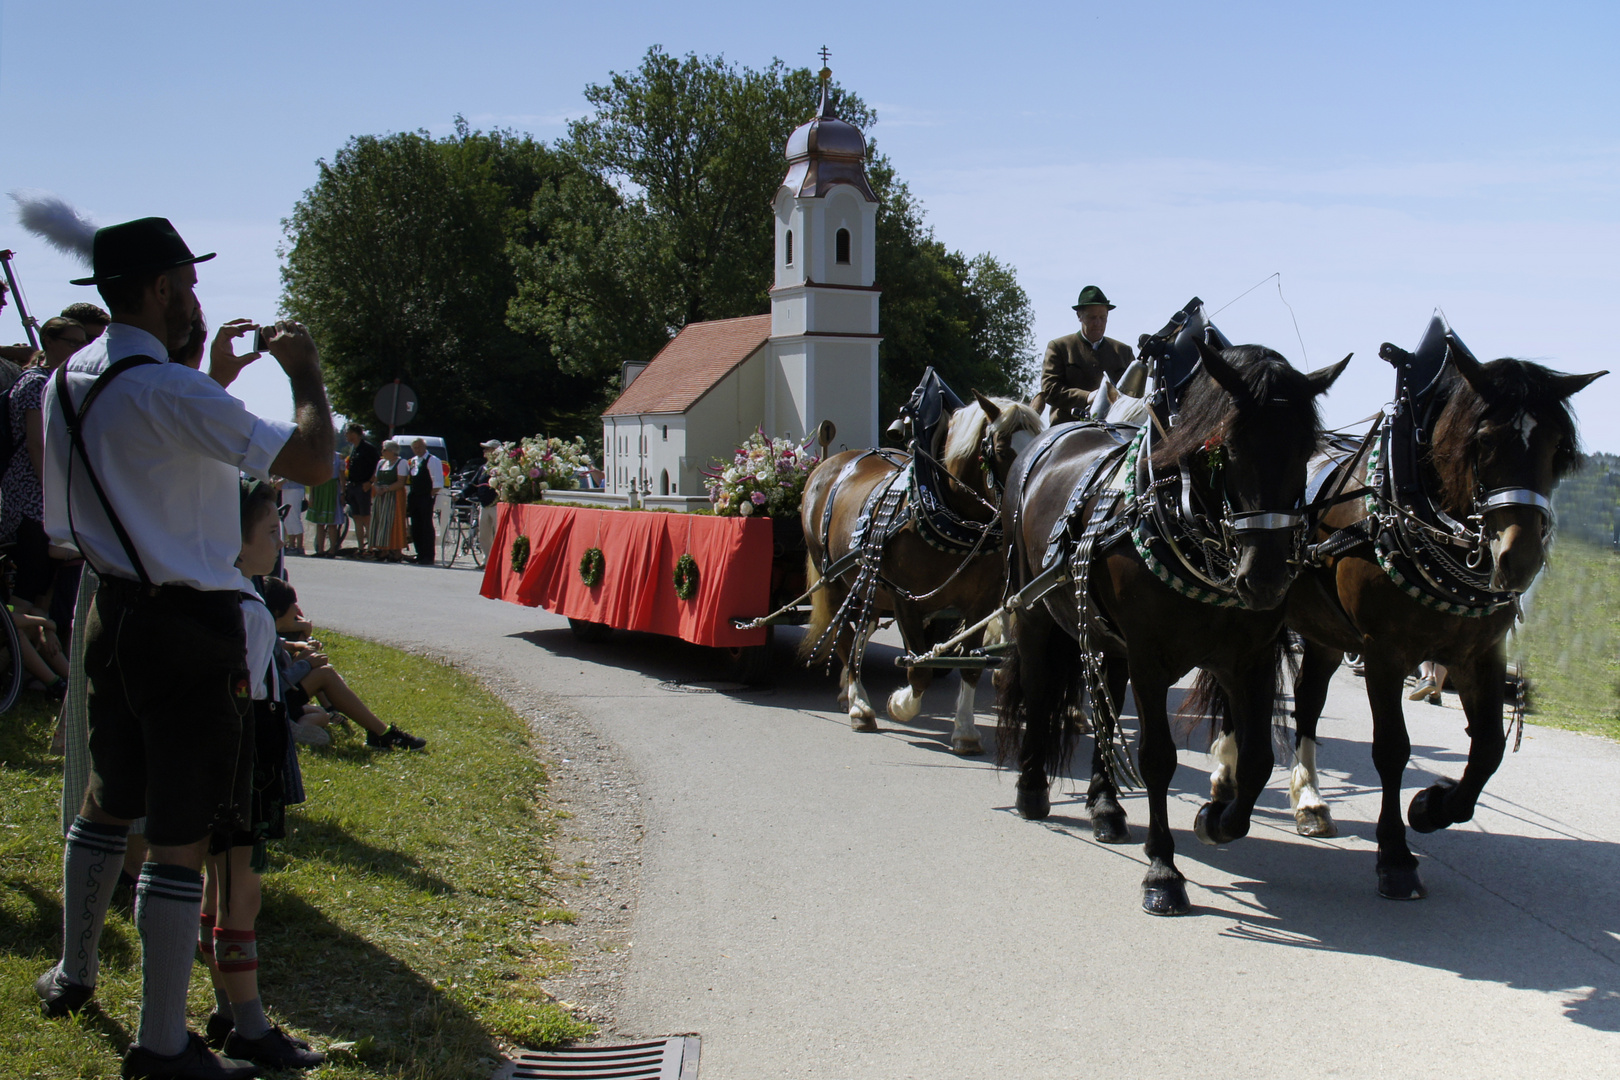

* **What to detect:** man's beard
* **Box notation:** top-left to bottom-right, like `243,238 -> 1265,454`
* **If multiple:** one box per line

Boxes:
164,289 -> 194,351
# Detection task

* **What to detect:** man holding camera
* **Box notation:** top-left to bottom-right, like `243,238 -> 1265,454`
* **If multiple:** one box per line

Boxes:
35,217 -> 334,1078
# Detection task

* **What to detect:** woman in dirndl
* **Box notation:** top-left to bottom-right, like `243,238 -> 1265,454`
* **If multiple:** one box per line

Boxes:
304,450 -> 345,556
368,441 -> 409,561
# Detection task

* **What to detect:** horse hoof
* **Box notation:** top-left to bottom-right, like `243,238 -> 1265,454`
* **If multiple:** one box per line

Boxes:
849,710 -> 877,732
1193,802 -> 1227,846
1016,783 -> 1050,820
886,688 -> 921,723
951,737 -> 984,756
1294,806 -> 1338,839
1377,865 -> 1427,900
1142,881 -> 1190,916
1408,778 -> 1459,834
1091,810 -> 1130,845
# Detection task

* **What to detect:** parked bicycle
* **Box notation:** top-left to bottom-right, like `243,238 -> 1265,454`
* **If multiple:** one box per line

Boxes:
440,485 -> 485,568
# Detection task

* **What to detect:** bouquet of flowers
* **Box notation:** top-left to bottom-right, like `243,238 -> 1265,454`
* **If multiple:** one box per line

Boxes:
704,430 -> 819,518
487,435 -> 593,504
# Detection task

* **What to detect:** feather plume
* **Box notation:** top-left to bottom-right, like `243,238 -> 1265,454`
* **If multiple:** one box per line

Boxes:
10,191 -> 97,265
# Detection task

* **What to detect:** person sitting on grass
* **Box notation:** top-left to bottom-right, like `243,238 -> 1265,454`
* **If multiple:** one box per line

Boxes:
197,479 -> 324,1069
258,576 -> 427,751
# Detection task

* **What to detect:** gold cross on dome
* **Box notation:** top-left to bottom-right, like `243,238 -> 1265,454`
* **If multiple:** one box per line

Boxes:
819,46 -> 831,67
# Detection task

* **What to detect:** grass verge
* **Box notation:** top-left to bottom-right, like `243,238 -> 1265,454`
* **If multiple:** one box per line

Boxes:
1512,537 -> 1620,741
0,628 -> 591,1079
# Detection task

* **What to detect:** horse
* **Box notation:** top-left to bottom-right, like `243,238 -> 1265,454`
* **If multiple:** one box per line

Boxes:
998,342 -> 1347,915
799,392 -> 1044,754
1221,340 -> 1605,900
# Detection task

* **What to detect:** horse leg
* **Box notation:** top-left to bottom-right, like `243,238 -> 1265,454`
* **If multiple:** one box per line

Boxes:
1086,658 -> 1130,843
839,630 -> 878,731
1194,655 -> 1275,846
1289,640 -> 1342,838
1132,665 -> 1188,915
885,606 -> 934,725
1408,651 -> 1507,834
1365,655 -> 1423,899
1011,607 -> 1066,820
950,670 -> 985,756
1208,726 -> 1239,804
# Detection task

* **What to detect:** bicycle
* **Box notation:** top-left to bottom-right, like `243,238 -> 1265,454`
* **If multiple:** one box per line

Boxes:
439,489 -> 485,568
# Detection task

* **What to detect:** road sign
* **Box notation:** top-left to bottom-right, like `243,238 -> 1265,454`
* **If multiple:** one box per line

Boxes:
374,381 -> 419,430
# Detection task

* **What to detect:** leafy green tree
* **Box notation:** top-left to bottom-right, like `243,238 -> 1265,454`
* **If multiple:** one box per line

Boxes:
281,120 -> 604,459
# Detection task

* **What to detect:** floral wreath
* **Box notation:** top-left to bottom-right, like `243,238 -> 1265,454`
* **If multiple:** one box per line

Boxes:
579,547 -> 605,587
673,553 -> 700,601
511,534 -> 531,575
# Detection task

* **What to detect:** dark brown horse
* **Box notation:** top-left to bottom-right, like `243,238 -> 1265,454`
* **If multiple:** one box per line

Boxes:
998,343 -> 1347,915
1236,345 -> 1605,900
800,394 -> 1044,753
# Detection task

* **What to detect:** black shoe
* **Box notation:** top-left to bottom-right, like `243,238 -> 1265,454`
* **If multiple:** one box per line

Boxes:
223,1026 -> 324,1069
366,724 -> 426,750
205,1010 -> 234,1049
35,965 -> 93,1017
121,1032 -> 259,1079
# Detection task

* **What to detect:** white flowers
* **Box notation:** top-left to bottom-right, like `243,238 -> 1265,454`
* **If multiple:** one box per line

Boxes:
704,430 -> 818,518
488,436 -> 593,504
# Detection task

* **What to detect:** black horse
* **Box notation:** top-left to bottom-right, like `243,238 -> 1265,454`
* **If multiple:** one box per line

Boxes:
998,341 -> 1346,915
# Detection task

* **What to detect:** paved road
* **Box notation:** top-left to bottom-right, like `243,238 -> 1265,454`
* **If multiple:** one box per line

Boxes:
293,556 -> 1620,1079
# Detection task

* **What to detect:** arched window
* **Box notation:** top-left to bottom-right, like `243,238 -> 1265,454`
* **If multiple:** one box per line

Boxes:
835,228 -> 851,264
660,469 -> 670,495
785,229 -> 794,265
662,425 -> 668,441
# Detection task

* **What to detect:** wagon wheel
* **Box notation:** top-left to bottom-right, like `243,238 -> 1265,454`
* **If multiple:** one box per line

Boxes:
568,618 -> 613,643
721,626 -> 775,685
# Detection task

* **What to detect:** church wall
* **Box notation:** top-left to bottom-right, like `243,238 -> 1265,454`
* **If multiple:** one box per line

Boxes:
817,190 -> 874,287
769,344 -> 811,443
805,340 -> 879,455
804,289 -> 878,334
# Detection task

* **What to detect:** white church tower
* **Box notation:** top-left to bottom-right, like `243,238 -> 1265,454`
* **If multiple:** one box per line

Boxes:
767,58 -> 880,452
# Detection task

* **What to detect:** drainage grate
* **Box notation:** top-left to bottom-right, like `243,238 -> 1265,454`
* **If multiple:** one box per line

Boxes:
657,680 -> 749,694
499,1037 -> 699,1080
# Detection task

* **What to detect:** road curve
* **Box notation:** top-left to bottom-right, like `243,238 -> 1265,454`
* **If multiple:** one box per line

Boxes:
291,556 -> 1620,1079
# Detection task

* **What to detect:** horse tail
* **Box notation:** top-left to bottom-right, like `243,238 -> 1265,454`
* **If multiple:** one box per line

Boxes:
1177,627 -> 1299,757
994,610 -> 1084,778
799,554 -> 832,665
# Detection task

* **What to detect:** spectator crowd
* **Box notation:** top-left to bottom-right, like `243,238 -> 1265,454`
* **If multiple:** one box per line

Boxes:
7,217 -> 439,1077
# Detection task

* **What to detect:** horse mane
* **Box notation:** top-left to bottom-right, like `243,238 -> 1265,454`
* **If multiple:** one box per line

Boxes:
942,397 -> 1043,475
1150,345 -> 1321,469
1428,358 -> 1582,510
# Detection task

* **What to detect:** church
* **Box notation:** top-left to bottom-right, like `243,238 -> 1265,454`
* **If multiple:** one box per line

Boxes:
598,67 -> 881,507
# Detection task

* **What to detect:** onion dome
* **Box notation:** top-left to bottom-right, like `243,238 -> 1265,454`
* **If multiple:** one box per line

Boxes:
780,68 -> 877,203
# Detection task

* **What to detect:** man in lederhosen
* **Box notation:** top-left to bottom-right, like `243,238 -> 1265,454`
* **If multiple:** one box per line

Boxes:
407,437 -> 443,566
33,218 -> 333,1078
1038,285 -> 1134,423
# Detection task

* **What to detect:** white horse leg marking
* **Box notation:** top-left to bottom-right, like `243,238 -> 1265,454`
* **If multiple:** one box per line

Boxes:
887,682 -> 923,723
1209,731 -> 1239,801
950,673 -> 983,755
1289,736 -> 1338,838
848,676 -> 877,730
837,665 -> 851,709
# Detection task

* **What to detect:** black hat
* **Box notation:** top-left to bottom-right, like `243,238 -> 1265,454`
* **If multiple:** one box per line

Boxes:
1072,285 -> 1115,311
70,217 -> 215,286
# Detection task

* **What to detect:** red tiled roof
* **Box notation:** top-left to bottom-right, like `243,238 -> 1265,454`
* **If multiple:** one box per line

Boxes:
602,314 -> 771,417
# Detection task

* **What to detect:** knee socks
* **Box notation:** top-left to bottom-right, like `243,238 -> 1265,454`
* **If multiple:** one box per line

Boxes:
134,863 -> 204,1058
198,912 -> 233,1016
57,816 -> 128,988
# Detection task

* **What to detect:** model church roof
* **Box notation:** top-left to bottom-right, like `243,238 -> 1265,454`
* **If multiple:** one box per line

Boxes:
602,314 -> 772,417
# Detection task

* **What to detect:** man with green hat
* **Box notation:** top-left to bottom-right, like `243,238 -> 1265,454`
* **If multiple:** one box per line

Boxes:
1039,285 -> 1134,423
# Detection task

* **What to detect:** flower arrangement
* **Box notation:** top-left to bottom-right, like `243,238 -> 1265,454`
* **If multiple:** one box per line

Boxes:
487,436 -> 593,504
704,430 -> 819,518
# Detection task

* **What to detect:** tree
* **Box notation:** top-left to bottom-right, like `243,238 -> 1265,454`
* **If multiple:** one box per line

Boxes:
508,48 -> 1034,423
280,120 -> 605,459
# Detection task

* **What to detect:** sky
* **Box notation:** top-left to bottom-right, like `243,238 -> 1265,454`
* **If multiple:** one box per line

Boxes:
1,1 -> 1616,449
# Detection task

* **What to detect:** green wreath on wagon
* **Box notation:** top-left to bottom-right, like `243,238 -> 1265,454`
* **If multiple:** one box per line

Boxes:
579,547 -> 606,587
511,534 -> 531,575
673,553 -> 700,601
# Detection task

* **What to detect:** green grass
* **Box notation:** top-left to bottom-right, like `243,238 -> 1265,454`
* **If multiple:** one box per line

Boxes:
0,630 -> 591,1078
1512,537 -> 1620,741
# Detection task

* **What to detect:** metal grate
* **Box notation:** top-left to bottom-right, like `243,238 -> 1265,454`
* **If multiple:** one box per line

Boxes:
499,1037 -> 699,1080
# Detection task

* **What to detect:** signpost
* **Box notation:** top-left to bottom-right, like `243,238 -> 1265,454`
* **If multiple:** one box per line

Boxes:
374,379 -> 419,438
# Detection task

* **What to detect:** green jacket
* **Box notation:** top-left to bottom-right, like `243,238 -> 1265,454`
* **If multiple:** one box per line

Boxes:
1040,333 -> 1134,422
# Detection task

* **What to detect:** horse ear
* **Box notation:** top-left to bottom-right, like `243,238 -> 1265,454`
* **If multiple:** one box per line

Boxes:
1447,341 -> 1493,395
1544,369 -> 1608,399
972,389 -> 1002,422
1306,353 -> 1352,396
1196,340 -> 1251,403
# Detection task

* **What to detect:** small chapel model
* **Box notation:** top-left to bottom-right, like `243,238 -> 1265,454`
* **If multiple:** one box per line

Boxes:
600,61 -> 881,504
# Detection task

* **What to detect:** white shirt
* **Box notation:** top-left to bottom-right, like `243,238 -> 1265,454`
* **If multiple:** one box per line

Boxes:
42,324 -> 296,590
241,577 -> 278,701
412,453 -> 445,490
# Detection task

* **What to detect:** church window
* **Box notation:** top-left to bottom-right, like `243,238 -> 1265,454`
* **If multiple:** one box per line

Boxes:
662,425 -> 668,441
835,228 -> 851,264
660,470 -> 670,495
785,229 -> 794,265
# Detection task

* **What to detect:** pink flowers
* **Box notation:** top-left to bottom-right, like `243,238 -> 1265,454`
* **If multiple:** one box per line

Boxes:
528,466 -> 542,479
750,491 -> 767,505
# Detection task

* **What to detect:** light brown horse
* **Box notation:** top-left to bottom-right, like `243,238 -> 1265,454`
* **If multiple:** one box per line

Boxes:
799,394 -> 1044,753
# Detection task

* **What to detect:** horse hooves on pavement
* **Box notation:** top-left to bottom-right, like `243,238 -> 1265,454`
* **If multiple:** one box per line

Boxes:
1142,881 -> 1190,916
1294,806 -> 1338,838
1091,810 -> 1130,845
1193,801 -> 1228,846
1407,777 -> 1459,834
849,714 -> 878,733
951,738 -> 984,756
1015,783 -> 1050,820
1377,865 -> 1427,901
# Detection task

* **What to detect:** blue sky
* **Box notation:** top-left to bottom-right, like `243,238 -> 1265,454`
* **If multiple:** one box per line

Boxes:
2,1 -> 1616,448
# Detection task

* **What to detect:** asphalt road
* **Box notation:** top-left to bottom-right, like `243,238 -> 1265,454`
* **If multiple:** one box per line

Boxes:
292,556 -> 1620,1079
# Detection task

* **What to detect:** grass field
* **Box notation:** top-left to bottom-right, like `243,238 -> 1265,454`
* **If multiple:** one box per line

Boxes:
1512,537 -> 1620,741
0,630 -> 589,1079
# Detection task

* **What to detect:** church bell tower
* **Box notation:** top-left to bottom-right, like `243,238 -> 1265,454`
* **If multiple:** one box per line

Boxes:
767,54 -> 881,451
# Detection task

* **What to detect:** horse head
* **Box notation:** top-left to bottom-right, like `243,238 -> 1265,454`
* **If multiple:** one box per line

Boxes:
1430,348 -> 1606,592
950,391 -> 1046,500
1154,342 -> 1349,610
